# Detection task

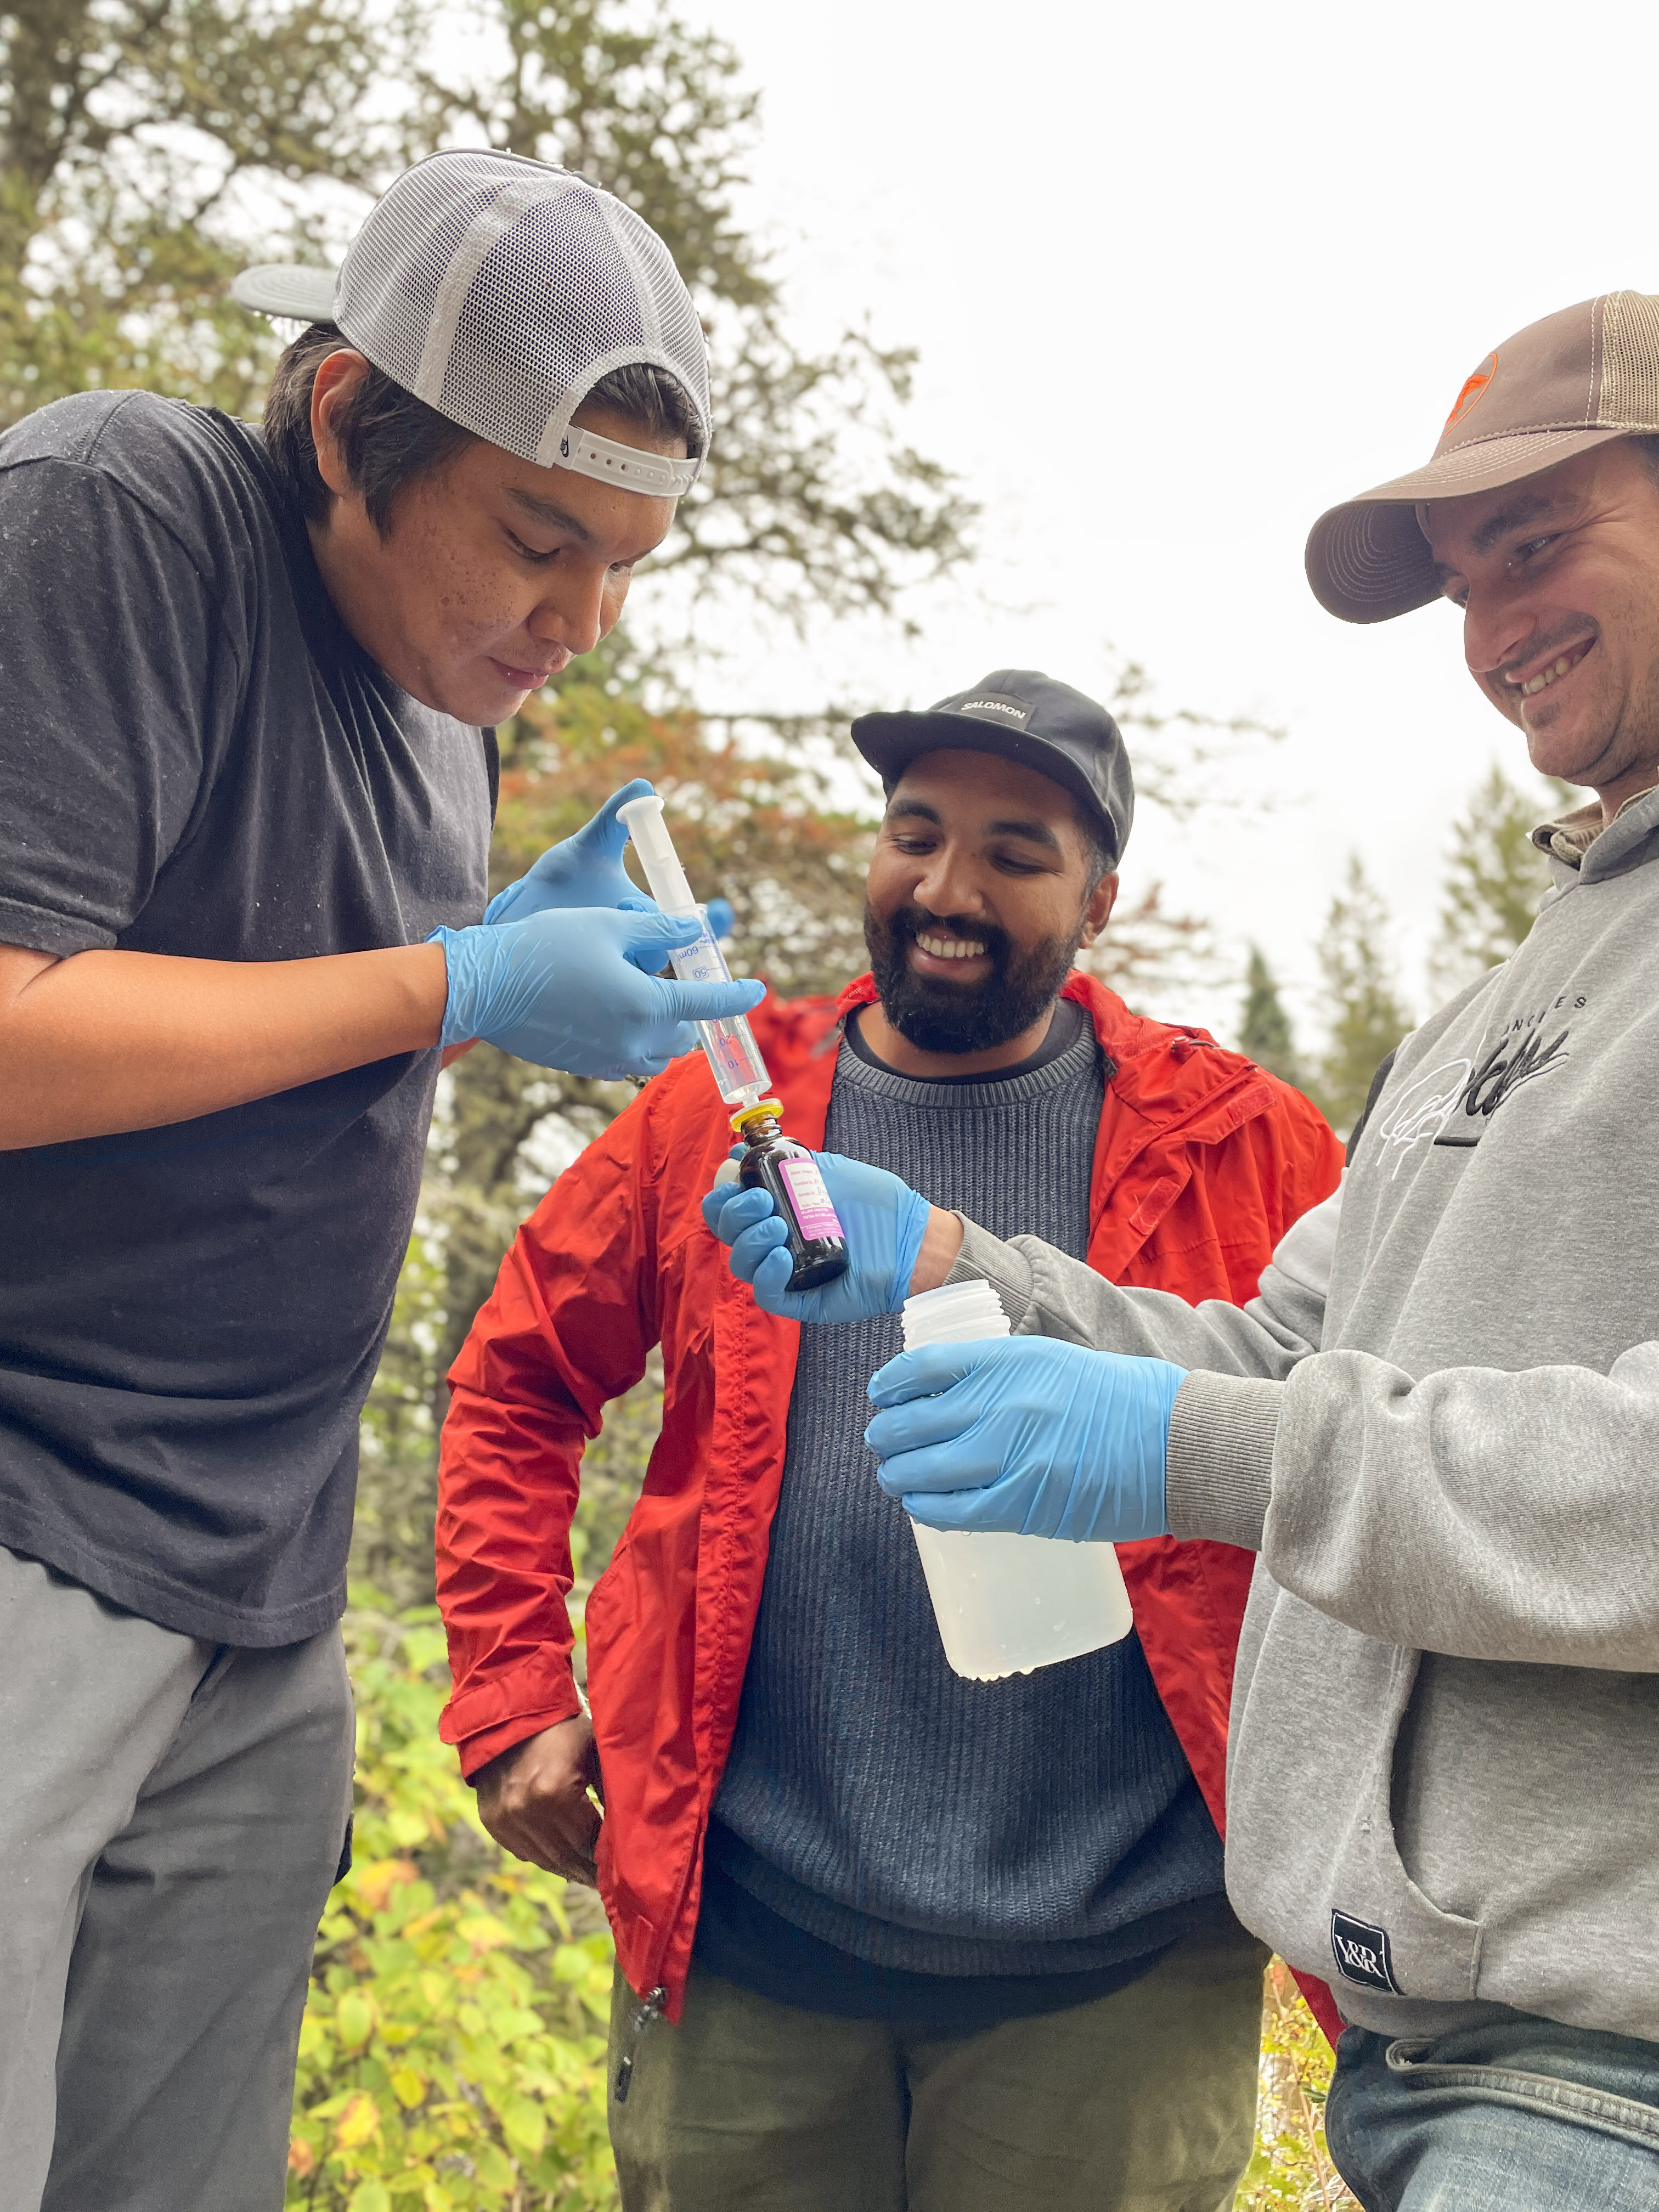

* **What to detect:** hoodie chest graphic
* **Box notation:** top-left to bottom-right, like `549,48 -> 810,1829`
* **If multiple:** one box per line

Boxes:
1377,988 -> 1585,1177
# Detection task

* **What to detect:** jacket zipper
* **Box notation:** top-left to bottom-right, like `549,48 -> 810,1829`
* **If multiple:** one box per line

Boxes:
609,1750 -> 715,2105
612,1983 -> 667,2103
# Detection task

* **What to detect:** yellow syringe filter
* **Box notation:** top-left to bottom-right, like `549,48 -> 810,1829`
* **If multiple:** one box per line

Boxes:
730,1098 -> 785,1137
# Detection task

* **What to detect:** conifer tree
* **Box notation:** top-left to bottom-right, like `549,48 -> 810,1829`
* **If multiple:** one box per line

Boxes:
1311,855 -> 1412,1137
1430,762 -> 1573,994
1239,945 -> 1302,1087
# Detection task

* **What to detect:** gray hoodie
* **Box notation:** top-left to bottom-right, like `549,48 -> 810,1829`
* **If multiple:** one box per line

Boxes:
947,785 -> 1659,2044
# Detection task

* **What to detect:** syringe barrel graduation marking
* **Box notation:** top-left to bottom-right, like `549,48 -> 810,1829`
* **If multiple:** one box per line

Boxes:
617,794 -> 772,1108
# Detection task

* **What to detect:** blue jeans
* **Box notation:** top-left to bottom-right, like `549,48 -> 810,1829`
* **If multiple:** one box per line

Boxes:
1326,2017 -> 1659,2212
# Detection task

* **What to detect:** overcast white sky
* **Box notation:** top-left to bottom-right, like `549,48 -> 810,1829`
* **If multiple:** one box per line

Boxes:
661,0 -> 1656,1046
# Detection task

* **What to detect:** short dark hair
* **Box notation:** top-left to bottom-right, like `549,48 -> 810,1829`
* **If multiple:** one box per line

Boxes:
262,323 -> 706,535
1080,822 -> 1117,891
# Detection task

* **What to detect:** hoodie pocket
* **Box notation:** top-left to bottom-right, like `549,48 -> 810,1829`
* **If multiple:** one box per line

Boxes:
1228,1594 -> 1484,2006
1323,1647 -> 1485,2003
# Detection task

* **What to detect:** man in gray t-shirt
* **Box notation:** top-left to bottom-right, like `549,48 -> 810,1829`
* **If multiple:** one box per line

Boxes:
0,152 -> 757,2210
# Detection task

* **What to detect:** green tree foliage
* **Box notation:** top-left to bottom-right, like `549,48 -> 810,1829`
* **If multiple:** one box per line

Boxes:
0,0 -> 414,422
1239,945 -> 1302,1088
1310,855 -> 1412,1138
418,0 -> 977,629
1429,763 -> 1573,996
0,0 -> 974,622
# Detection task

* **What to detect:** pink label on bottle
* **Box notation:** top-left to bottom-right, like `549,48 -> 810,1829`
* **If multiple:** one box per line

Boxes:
778,1156 -> 845,1242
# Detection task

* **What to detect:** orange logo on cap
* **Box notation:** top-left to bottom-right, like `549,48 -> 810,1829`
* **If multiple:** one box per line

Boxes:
1444,352 -> 1497,431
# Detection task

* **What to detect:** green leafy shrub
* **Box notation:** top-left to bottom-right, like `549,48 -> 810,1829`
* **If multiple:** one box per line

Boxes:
286,1601 -> 616,2210
1238,1962 -> 1357,2209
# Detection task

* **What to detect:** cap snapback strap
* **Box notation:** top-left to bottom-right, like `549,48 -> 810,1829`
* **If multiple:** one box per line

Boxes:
555,422 -> 699,497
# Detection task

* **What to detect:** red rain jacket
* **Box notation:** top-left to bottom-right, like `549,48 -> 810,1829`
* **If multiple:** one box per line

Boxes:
437,973 -> 1346,2038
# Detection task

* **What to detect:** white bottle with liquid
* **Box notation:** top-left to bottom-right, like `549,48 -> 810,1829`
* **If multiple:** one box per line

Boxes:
897,1281 -> 1134,1681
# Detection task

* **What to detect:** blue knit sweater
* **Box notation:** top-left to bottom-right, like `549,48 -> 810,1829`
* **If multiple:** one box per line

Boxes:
708,1006 -> 1224,1979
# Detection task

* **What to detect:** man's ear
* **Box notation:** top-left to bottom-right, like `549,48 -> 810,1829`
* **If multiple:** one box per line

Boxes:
309,349 -> 371,504
1077,871 -> 1119,950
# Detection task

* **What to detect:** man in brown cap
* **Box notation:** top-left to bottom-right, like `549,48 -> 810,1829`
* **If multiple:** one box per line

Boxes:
834,292 -> 1659,2211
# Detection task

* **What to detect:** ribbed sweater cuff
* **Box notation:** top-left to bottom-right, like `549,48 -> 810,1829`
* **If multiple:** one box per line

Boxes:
1165,1371 -> 1284,1551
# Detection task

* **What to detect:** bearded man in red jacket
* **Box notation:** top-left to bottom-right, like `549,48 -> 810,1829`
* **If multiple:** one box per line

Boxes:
437,671 -> 1343,2212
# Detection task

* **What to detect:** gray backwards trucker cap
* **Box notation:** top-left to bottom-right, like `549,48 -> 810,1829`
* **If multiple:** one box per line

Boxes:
852,670 -> 1134,866
232,149 -> 710,499
1307,291 -> 1659,622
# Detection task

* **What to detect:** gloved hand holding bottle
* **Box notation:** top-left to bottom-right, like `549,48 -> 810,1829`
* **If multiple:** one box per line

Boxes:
864,1335 -> 1187,1543
430,905 -> 764,1081
702,1152 -> 933,1323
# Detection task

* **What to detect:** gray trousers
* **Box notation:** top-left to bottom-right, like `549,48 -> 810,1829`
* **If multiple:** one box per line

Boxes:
0,1544 -> 355,2212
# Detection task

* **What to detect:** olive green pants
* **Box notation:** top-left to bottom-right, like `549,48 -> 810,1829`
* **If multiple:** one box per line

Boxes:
607,1907 -> 1269,2212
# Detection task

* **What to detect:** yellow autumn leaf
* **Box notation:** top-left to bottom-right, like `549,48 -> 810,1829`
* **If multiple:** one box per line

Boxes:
390,2067 -> 427,2110
287,2138 -> 317,2177
455,1914 -> 514,1953
352,1858 -> 420,1916
334,2091 -> 381,2150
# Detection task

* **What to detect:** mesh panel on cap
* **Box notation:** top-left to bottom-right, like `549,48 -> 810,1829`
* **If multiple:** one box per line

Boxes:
1599,292 -> 1659,430
336,155 -> 511,393
332,149 -> 710,475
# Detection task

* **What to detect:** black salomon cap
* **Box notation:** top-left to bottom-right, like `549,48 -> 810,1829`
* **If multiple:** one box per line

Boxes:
851,670 -> 1133,865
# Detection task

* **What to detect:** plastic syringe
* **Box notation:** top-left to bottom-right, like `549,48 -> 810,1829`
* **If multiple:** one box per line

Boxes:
616,794 -> 772,1110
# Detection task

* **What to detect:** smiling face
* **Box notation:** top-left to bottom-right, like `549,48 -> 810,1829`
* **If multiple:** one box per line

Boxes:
306,353 -> 682,724
1425,439 -> 1659,812
860,747 -> 1118,1073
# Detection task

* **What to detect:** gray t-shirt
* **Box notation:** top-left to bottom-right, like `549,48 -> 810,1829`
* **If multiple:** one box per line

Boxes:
0,391 -> 491,1645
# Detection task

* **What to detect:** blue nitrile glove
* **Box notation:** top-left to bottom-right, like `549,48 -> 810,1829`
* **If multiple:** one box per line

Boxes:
483,779 -> 658,926
705,898 -> 735,942
430,906 -> 763,1080
701,1152 -> 932,1323
864,1336 -> 1186,1542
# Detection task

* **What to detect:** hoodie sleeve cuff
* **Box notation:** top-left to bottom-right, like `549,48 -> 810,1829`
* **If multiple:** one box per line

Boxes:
945,1215 -> 1036,1330
1165,1370 -> 1284,1550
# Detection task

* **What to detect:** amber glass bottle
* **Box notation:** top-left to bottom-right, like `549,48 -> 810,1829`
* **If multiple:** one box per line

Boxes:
732,1101 -> 850,1291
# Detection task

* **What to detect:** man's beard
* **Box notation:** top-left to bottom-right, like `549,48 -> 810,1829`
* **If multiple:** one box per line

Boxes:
864,901 -> 1084,1054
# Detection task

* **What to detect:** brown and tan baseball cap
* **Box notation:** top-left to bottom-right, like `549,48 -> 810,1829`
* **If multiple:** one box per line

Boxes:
1306,292 -> 1659,623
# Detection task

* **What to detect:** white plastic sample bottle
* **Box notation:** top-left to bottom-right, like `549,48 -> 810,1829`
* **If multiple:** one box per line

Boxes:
616,793 -> 772,1110
896,1280 -> 1134,1680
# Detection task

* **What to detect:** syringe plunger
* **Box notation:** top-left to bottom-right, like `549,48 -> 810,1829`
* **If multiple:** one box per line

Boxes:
616,794 -> 697,914
617,794 -> 772,1108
